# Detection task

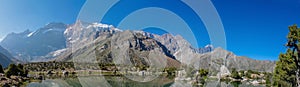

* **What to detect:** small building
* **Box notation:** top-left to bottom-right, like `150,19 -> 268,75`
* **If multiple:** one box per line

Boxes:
259,74 -> 265,78
62,70 -> 69,77
251,74 -> 259,79
138,70 -> 145,76
176,70 -> 186,77
251,80 -> 260,85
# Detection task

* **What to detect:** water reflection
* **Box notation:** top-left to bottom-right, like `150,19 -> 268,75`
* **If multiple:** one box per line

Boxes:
27,79 -> 75,87
27,77 -> 265,87
205,81 -> 265,87
27,76 -> 174,87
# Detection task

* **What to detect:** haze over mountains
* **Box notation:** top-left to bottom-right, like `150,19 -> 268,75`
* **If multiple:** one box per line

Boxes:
0,46 -> 14,67
0,21 -> 275,72
0,23 -> 67,62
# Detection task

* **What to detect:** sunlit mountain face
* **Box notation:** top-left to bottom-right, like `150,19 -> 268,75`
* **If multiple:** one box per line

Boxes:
1,0 -> 299,87
0,20 -> 277,87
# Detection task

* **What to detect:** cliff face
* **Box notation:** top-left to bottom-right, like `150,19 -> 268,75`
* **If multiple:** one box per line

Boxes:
57,30 -> 181,68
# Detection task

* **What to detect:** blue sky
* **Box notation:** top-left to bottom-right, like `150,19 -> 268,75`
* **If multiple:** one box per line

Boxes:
0,0 -> 85,40
0,0 -> 299,61
213,0 -> 300,60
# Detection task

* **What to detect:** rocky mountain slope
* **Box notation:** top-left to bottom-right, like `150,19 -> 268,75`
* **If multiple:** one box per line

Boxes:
190,48 -> 275,73
55,21 -> 180,68
0,21 -> 275,72
55,21 -> 275,72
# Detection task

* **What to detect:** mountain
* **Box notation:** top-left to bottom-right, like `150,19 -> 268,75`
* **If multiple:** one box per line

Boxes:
64,21 -> 122,48
0,53 -> 11,68
194,45 -> 214,54
136,30 -> 275,73
0,46 -> 13,67
55,21 -> 122,62
190,48 -> 276,73
130,31 -> 213,63
0,21 -> 275,72
55,21 -> 275,72
55,21 -> 180,68
0,22 -> 67,62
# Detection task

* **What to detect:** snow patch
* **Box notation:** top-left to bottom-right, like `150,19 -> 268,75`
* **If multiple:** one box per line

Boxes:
52,48 -> 67,57
42,28 -> 64,34
27,32 -> 34,37
86,22 -> 113,29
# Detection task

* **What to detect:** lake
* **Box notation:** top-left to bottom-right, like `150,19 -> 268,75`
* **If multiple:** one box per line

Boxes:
27,76 -> 265,87
27,75 -> 174,87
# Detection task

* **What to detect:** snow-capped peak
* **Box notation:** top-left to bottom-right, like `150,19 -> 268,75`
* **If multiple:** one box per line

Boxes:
88,22 -> 111,29
88,22 -> 123,32
205,44 -> 214,49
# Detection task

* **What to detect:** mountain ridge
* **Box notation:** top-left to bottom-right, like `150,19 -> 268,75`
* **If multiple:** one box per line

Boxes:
0,21 -> 276,72
56,21 -> 275,72
0,22 -> 67,62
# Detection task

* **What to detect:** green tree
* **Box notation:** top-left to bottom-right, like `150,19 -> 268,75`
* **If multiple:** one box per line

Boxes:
6,64 -> 19,77
0,64 -> 4,73
197,69 -> 209,85
273,49 -> 296,87
17,64 -> 24,70
231,68 -> 242,79
199,69 -> 209,77
5,64 -> 24,78
17,64 -> 28,77
273,24 -> 300,87
239,70 -> 245,77
286,24 -> 300,86
165,67 -> 177,76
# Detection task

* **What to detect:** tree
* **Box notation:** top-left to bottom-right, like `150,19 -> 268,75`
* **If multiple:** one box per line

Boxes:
17,64 -> 24,70
199,69 -> 209,77
5,64 -> 25,78
0,64 -> 4,73
273,49 -> 296,87
17,64 -> 28,77
5,64 -> 19,78
165,67 -> 177,76
197,69 -> 209,85
286,24 -> 300,86
273,24 -> 299,87
239,70 -> 245,77
231,68 -> 242,80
